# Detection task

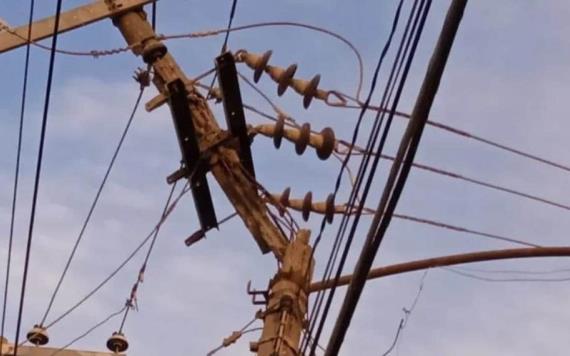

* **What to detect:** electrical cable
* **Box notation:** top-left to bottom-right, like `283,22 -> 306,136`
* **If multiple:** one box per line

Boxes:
206,0 -> 239,100
6,21 -> 363,100
324,3 -> 465,354
380,270 -> 428,356
40,183 -> 191,331
452,265 -> 570,275
1,0 -> 35,352
117,181 -> 179,333
442,267 -> 570,282
39,83 -> 146,327
206,315 -> 258,356
13,1 -> 63,354
336,99 -> 570,174
8,17 -> 570,176
47,306 -> 127,356
306,1 -> 423,352
151,0 -> 157,30
241,100 -> 570,214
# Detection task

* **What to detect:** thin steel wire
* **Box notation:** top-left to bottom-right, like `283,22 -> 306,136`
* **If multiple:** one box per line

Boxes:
40,85 -> 146,327
1,0 -> 35,352
13,1 -> 63,354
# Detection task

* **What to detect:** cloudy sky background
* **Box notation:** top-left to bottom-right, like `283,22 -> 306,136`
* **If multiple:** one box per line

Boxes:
1,1 -> 570,355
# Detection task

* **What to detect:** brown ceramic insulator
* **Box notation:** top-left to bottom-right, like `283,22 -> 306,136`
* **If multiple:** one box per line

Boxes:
273,116 -> 285,149
325,193 -> 335,224
317,127 -> 336,160
302,191 -> 313,221
295,123 -> 311,155
267,64 -> 297,96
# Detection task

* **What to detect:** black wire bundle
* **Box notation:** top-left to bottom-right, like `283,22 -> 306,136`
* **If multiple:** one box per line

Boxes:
13,1 -> 63,354
324,1 -> 466,354
303,0 -> 433,354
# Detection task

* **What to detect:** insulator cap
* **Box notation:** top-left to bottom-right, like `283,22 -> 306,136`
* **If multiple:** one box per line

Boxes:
295,123 -> 311,155
107,331 -> 129,353
303,75 -> 321,109
27,325 -> 49,346
273,116 -> 285,149
254,50 -> 272,83
267,64 -> 297,96
302,191 -> 313,221
279,187 -> 291,215
142,41 -> 167,64
317,127 -> 336,160
325,194 -> 335,224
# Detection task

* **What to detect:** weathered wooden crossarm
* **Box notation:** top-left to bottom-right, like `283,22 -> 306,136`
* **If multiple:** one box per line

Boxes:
0,0 -> 153,54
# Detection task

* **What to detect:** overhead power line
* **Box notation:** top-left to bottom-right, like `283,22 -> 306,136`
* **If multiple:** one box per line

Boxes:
42,183 -> 191,330
39,77 -> 147,328
13,1 -> 63,355
310,1 -> 430,353
206,0 -> 239,100
47,306 -> 127,356
302,0 -> 409,349
324,2 -> 464,354
380,270 -> 428,356
1,0 -> 35,353
443,267 -> 570,282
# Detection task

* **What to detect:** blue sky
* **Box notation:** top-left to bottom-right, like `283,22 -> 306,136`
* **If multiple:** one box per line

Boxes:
1,1 -> 570,355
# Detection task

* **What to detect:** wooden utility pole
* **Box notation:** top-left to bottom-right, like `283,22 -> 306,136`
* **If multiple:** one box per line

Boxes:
111,7 -> 312,354
250,230 -> 313,356
112,8 -> 289,259
1,1 -> 313,354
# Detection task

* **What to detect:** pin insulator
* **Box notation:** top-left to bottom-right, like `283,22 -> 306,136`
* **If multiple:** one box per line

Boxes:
27,325 -> 49,346
302,191 -> 313,221
107,331 -> 129,353
273,116 -> 285,149
317,127 -> 336,160
295,123 -> 311,155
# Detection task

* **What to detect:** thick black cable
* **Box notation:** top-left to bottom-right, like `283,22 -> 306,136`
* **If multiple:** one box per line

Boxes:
1,1 -> 35,352
323,1 -> 432,351
305,1 -> 421,352
313,0 -> 430,351
301,0 -> 411,346
221,0 -> 238,53
13,1 -> 63,354
39,86 -> 146,327
324,2 -> 465,354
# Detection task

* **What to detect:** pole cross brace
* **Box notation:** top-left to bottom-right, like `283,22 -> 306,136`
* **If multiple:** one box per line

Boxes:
215,51 -> 256,177
167,78 -> 218,232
